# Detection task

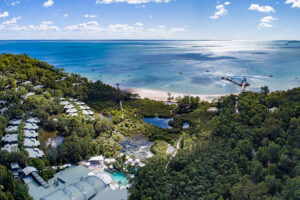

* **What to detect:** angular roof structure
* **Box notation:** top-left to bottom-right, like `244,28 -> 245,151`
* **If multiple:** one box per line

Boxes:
1,144 -> 19,152
6,126 -> 18,133
2,133 -> 18,143
26,117 -> 40,124
26,166 -> 128,200
24,123 -> 39,130
24,130 -> 38,138
25,148 -> 44,158
24,138 -> 40,147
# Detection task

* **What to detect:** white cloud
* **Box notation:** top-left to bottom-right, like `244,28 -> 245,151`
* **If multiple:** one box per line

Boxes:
96,0 -> 172,4
64,21 -> 184,39
248,4 -> 275,13
10,1 -> 20,6
0,17 -> 59,31
259,16 -> 277,28
27,21 -> 60,31
84,14 -> 97,18
135,22 -> 144,26
0,12 -> 9,18
210,2 -> 230,20
63,13 -> 69,17
285,0 -> 300,8
43,0 -> 54,7
65,21 -> 103,31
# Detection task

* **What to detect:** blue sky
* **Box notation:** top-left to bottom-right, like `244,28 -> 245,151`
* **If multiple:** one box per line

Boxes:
0,0 -> 299,40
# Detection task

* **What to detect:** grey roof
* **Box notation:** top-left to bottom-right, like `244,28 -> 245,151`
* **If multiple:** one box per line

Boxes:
207,107 -> 219,112
9,119 -> 22,125
21,92 -> 35,99
24,130 -> 38,138
26,166 -> 128,200
26,117 -> 40,124
25,148 -> 44,158
23,166 -> 37,176
6,126 -> 18,133
2,134 -> 18,143
1,144 -> 19,152
34,85 -> 44,90
0,107 -> 8,115
11,162 -> 20,170
24,138 -> 40,147
24,123 -> 39,130
0,100 -> 6,105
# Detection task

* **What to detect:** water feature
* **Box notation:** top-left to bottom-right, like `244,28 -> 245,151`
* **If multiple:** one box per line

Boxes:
46,135 -> 64,149
143,117 -> 173,129
109,172 -> 129,186
120,135 -> 154,159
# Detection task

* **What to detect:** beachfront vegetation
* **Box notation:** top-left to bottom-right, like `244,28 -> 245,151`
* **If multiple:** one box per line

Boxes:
1,54 -> 299,200
130,88 -> 300,200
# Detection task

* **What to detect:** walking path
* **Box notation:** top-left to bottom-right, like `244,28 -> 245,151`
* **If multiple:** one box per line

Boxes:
165,135 -> 182,171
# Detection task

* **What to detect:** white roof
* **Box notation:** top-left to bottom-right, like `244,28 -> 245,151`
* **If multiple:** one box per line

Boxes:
22,166 -> 37,176
22,81 -> 33,85
0,107 -> 8,115
1,144 -> 19,152
89,155 -> 104,161
92,172 -> 113,185
66,108 -> 78,113
60,101 -> 71,106
21,92 -> 35,99
0,100 -> 6,104
64,104 -> 75,109
33,85 -> 44,90
25,148 -> 44,158
9,119 -> 22,125
70,113 -> 78,117
24,130 -> 38,138
24,138 -> 40,147
6,126 -> 18,133
24,123 -> 39,130
2,134 -> 18,143
26,117 -> 40,124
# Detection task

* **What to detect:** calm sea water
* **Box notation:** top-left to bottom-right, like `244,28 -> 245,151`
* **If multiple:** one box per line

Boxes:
0,40 -> 300,94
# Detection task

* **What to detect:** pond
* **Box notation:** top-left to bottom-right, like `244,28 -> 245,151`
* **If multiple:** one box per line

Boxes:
143,117 -> 173,129
46,135 -> 64,149
120,135 -> 154,159
108,171 -> 129,186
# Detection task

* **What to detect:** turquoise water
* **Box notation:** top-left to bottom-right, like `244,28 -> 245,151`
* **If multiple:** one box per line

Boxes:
109,172 -> 129,186
143,117 -> 173,129
0,40 -> 300,94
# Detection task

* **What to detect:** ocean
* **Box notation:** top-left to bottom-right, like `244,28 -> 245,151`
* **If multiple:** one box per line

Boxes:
0,40 -> 299,95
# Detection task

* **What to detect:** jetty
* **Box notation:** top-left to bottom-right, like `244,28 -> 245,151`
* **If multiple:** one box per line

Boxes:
221,77 -> 250,93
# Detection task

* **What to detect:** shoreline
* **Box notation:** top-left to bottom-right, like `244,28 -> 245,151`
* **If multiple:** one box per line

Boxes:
127,88 -> 237,103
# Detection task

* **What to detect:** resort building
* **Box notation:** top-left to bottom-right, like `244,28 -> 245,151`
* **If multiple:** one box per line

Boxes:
24,138 -> 40,148
21,92 -> 35,100
2,133 -> 18,143
24,123 -> 39,130
25,148 -> 44,158
207,107 -> 219,112
11,162 -> 21,178
9,119 -> 22,125
25,165 -> 128,200
24,130 -> 39,138
6,125 -> 18,133
2,144 -> 19,152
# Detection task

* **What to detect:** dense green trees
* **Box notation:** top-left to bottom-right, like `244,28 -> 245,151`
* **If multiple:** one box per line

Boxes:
130,89 -> 300,200
0,165 -> 32,200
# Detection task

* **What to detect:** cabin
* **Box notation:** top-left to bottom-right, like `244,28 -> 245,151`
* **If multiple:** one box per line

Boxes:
207,107 -> 219,112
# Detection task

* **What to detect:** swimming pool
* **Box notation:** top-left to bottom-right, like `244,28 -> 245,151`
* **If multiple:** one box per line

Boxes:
109,172 -> 129,186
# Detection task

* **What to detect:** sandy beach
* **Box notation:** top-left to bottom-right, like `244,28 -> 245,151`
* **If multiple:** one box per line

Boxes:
128,88 -> 235,103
